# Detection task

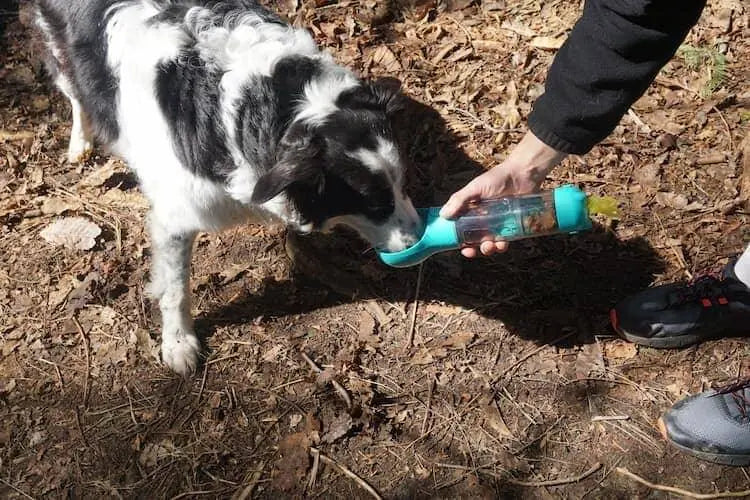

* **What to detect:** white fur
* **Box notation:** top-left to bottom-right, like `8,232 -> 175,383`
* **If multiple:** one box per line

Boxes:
39,1 -> 422,376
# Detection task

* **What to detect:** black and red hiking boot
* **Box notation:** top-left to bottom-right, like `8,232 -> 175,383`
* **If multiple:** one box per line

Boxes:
658,379 -> 750,466
610,261 -> 750,348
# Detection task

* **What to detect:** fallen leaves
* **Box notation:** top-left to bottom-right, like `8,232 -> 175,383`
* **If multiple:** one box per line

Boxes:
39,217 -> 101,250
411,331 -> 475,365
41,197 -> 83,215
603,340 -> 638,360
654,192 -> 704,211
739,133 -> 750,205
530,36 -> 565,50
370,45 -> 402,72
484,399 -> 513,438
80,160 -> 119,187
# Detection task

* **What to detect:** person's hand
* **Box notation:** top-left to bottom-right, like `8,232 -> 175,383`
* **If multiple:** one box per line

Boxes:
440,131 -> 567,258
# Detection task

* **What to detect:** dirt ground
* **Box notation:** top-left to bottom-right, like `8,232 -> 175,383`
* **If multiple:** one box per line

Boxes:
1,0 -> 750,498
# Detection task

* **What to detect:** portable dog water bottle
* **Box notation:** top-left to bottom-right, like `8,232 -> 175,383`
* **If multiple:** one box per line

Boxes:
377,185 -> 618,268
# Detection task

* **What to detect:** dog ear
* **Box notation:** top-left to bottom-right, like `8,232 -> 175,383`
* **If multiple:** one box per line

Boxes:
370,77 -> 404,116
251,125 -> 325,205
338,77 -> 405,116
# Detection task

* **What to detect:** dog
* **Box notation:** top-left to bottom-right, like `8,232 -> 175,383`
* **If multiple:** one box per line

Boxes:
35,0 -> 422,375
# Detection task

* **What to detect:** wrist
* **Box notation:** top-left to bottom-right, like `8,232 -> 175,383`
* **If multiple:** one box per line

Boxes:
504,131 -> 567,185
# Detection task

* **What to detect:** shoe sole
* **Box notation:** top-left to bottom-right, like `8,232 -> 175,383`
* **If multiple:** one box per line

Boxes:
615,328 -> 704,349
657,417 -> 750,466
610,308 -> 710,349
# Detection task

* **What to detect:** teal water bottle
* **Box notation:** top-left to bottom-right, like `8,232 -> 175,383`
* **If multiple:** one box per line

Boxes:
378,185 -> 600,268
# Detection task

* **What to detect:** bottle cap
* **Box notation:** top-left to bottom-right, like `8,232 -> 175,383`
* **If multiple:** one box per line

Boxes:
377,208 -> 460,268
553,185 -> 592,233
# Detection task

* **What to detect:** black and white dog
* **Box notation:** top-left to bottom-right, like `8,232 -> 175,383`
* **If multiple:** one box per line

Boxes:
35,0 -> 422,375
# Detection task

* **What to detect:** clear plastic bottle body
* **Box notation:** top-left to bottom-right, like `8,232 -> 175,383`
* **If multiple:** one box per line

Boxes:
454,191 -> 560,245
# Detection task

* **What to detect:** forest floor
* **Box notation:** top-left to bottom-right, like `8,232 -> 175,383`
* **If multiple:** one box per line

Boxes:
1,0 -> 749,498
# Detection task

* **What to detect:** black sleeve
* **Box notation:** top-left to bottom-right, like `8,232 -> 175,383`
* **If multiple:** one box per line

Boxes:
527,0 -> 706,155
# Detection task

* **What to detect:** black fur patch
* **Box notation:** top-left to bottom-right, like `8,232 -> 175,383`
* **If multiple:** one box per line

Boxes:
235,55 -> 324,171
149,0 -> 285,27
156,48 -> 233,181
36,0 -> 122,143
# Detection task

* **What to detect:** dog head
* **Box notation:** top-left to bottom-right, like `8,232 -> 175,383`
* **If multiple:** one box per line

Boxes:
251,78 -> 422,252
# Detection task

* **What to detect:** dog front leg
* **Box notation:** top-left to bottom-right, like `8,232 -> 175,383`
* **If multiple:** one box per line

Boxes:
147,221 -> 200,376
55,75 -> 93,164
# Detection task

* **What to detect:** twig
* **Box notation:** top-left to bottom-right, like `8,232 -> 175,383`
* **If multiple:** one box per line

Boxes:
233,461 -> 266,500
38,357 -> 64,394
421,377 -> 434,435
75,406 -> 92,449
300,352 -> 352,410
308,448 -> 320,491
0,477 -> 34,500
406,262 -> 424,350
196,360 -> 209,404
72,316 -> 90,408
591,415 -> 629,422
712,105 -> 735,153
507,463 -> 602,487
170,491 -> 218,500
493,330 -> 576,384
616,467 -> 750,498
123,384 -> 139,427
437,462 -> 602,487
312,448 -> 383,500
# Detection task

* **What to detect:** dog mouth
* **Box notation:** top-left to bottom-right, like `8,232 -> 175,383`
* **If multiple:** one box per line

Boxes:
377,221 -> 424,252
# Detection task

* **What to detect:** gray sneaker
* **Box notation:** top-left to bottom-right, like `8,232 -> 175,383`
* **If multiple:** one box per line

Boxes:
659,381 -> 750,466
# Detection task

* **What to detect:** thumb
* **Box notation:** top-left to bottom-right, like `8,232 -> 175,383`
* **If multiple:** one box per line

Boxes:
440,180 -> 483,219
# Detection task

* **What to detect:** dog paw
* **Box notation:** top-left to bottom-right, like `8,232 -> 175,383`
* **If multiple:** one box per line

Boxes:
161,331 -> 202,376
67,140 -> 93,164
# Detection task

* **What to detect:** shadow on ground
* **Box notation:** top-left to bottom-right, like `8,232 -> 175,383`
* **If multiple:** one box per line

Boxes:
197,94 -> 665,348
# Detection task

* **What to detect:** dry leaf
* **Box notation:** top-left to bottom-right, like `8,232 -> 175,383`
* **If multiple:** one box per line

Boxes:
530,36 -> 565,50
101,188 -> 149,210
603,340 -> 638,360
289,414 -> 303,429
371,45 -> 403,72
358,310 -> 380,346
0,129 -> 34,142
500,20 -> 536,37
484,400 -> 513,438
439,331 -> 474,350
48,277 -> 75,309
740,133 -> 750,203
80,160 -> 118,187
655,192 -> 704,211
425,303 -> 466,316
139,440 -> 175,468
130,327 -> 160,361
219,263 -> 250,285
411,347 -> 448,365
262,344 -> 285,362
40,217 -> 101,251
321,413 -> 353,443
41,197 -> 83,215
273,432 -> 311,492
635,163 -> 661,188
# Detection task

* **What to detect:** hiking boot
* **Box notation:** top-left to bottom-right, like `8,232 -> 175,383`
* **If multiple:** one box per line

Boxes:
610,261 -> 750,348
658,380 -> 750,466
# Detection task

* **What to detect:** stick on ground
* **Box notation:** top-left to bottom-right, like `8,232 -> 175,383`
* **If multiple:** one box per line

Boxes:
312,448 -> 383,500
616,467 -> 750,499
405,262 -> 424,350
301,351 -> 352,410
72,316 -> 90,408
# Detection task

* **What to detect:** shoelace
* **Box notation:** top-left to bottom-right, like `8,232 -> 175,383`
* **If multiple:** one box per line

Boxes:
713,379 -> 750,420
672,272 -> 729,306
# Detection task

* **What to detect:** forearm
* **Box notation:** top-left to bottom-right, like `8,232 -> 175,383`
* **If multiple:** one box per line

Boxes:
528,0 -> 706,155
